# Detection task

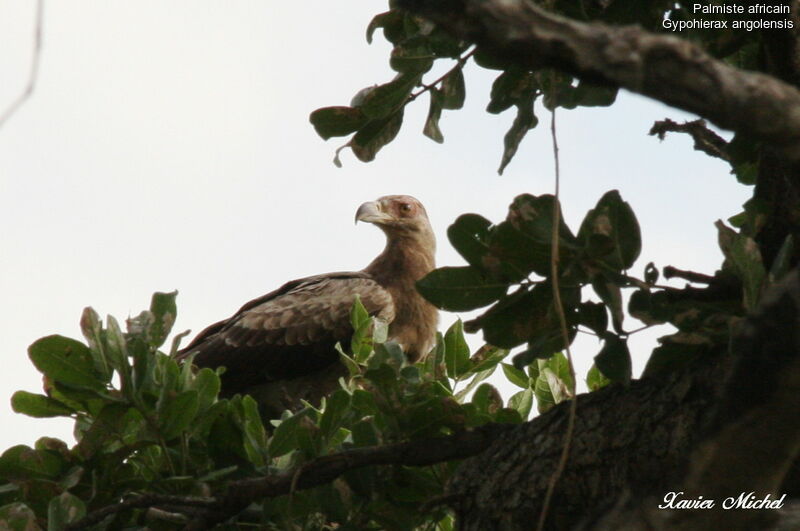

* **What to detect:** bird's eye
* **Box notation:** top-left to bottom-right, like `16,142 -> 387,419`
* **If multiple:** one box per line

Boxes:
400,203 -> 412,213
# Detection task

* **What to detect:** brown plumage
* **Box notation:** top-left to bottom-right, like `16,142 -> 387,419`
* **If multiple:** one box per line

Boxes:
176,195 -> 438,417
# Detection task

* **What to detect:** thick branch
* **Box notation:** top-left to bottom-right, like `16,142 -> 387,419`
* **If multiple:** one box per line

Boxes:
445,269 -> 800,530
592,269 -> 800,530
398,0 -> 800,160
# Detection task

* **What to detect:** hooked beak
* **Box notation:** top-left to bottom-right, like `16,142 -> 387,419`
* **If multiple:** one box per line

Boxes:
355,200 -> 392,225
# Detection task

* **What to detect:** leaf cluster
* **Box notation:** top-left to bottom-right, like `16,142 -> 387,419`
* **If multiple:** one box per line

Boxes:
1,293 -> 578,529
310,3 -> 620,173
418,191 -> 641,382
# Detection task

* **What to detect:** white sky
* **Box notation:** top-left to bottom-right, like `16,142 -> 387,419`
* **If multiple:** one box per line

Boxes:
0,1 -> 751,449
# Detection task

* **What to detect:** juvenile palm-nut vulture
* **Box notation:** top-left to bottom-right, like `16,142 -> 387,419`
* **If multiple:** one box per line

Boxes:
176,195 -> 438,418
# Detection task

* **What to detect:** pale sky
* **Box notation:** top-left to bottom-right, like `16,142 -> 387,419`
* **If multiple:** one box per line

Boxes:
0,1 -> 751,449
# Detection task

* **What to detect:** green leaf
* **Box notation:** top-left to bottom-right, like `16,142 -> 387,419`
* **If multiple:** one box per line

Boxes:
728,198 -> 768,238
501,363 -> 530,389
447,213 -> 493,269
417,266 -> 507,312
507,388 -> 533,419
717,220 -> 766,310
577,190 -> 642,270
0,503 -> 42,531
28,336 -> 103,390
575,301 -> 608,336
350,293 -> 370,331
485,222 -> 549,280
337,345 -> 362,378
469,345 -> 509,374
11,391 -> 74,418
591,273 -> 625,333
444,320 -> 470,380
319,389 -> 351,442
149,291 -> 177,348
487,69 -> 536,114
240,395 -> 268,466
472,383 -> 502,415
480,194 -> 577,279
268,410 -> 310,458
498,99 -> 537,175
594,333 -> 632,384
193,368 -> 220,413
390,40 -> 434,73
366,10 -> 404,44
158,390 -> 199,440
310,106 -> 370,140
0,445 -> 65,480
454,367 -> 496,401
441,67 -> 465,110
350,295 -> 373,363
79,307 -> 112,380
586,363 -> 612,391
533,352 -> 574,413
467,281 -> 578,350
370,341 -> 405,371
535,368 -> 567,414
47,492 -> 86,531
104,315 -> 131,385
372,316 -> 389,344
507,194 -> 572,241
73,404 -> 139,460
358,74 -> 418,120
725,226 -> 766,311
423,88 -> 444,143
400,365 -> 421,385
350,109 -> 405,163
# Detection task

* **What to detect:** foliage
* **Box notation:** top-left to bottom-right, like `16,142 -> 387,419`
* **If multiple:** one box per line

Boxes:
1,293 -> 581,529
309,0 -> 785,379
3,0 -> 789,528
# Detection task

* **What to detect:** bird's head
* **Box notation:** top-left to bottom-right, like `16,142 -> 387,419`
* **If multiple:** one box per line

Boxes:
355,195 -> 433,242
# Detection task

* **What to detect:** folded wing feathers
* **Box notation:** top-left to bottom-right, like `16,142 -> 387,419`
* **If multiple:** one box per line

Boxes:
187,275 -> 394,355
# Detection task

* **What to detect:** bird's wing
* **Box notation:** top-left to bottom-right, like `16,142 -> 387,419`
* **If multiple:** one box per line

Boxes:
177,272 -> 394,394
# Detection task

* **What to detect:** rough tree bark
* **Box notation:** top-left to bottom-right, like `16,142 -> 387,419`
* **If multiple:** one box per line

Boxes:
396,0 -> 800,529
446,270 -> 800,530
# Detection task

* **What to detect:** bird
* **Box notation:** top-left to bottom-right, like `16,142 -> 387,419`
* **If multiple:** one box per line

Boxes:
175,195 -> 438,418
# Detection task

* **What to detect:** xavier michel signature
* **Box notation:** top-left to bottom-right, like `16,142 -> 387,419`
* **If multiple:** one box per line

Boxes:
659,491 -> 787,510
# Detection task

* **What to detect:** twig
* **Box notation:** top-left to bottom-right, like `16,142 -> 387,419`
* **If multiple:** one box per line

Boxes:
663,265 -> 716,284
65,494 -> 218,530
536,102 -> 578,531
649,118 -> 731,162
0,0 -> 44,129
407,48 -> 475,103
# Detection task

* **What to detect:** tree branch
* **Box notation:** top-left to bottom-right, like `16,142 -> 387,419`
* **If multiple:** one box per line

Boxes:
65,424 -> 506,530
649,119 -> 730,162
591,268 -> 800,530
398,0 -> 800,160
441,268 -> 800,530
663,265 -> 716,285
